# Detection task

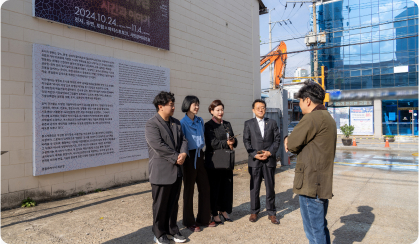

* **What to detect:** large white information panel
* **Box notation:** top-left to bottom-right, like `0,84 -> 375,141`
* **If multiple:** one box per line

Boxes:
33,44 -> 169,176
350,106 -> 374,136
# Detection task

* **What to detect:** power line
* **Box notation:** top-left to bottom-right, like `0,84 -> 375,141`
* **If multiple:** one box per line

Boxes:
280,22 -> 308,49
284,5 -> 297,20
260,35 -> 306,45
285,22 -> 309,48
287,4 -> 304,20
289,21 -> 305,37
260,34 -> 419,58
261,16 -> 419,45
278,0 -> 286,7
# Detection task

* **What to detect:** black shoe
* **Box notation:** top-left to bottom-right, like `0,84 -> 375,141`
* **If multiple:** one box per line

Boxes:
220,212 -> 233,222
167,232 -> 186,243
212,215 -> 223,225
154,235 -> 170,244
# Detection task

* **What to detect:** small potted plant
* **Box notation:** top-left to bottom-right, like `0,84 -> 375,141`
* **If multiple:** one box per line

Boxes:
340,124 -> 355,146
383,135 -> 395,142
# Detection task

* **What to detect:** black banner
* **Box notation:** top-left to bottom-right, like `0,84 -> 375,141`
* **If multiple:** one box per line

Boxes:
34,0 -> 169,50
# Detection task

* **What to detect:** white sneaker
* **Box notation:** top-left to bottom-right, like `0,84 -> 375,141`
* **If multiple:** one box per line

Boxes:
167,232 -> 187,243
154,235 -> 170,244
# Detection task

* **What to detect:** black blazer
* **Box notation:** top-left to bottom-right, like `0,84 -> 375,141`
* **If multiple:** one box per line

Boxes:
243,117 -> 280,168
145,113 -> 188,185
204,120 -> 238,167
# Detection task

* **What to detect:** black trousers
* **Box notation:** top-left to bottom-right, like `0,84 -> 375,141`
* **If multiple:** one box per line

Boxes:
182,149 -> 211,226
248,164 -> 276,216
151,177 -> 182,238
207,168 -> 233,216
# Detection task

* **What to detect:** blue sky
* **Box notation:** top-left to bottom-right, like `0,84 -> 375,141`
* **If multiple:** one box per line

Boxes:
259,0 -> 312,89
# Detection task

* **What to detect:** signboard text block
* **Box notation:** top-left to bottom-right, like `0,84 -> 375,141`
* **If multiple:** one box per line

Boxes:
33,44 -> 169,176
33,0 -> 169,50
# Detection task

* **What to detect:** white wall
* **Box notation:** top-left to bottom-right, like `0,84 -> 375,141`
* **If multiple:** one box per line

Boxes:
284,83 -> 304,100
1,0 -> 261,207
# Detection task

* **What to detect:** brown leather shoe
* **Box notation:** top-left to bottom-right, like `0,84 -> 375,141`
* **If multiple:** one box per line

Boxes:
187,225 -> 201,232
249,214 -> 258,222
207,221 -> 217,227
269,215 -> 280,224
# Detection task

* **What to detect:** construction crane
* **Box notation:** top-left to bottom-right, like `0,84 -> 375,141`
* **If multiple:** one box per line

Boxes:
260,41 -> 287,87
260,41 -> 329,104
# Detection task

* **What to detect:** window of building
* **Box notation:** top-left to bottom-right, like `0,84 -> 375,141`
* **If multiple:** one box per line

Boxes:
314,1 -> 418,90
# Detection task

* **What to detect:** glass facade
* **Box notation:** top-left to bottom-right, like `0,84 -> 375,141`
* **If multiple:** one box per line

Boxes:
312,0 -> 418,90
382,99 -> 418,135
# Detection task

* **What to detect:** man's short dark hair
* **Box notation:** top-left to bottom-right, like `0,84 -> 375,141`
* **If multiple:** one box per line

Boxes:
181,95 -> 200,113
153,91 -> 175,112
252,99 -> 266,109
296,80 -> 325,104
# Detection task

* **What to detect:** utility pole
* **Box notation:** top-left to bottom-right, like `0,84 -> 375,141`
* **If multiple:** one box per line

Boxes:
269,8 -> 274,89
312,0 -> 318,79
286,0 -> 323,81
268,9 -> 290,89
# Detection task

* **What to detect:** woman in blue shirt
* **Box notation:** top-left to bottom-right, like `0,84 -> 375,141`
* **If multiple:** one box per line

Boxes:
180,96 -> 214,232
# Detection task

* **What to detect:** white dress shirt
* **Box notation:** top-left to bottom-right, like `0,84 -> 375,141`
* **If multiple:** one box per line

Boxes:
256,117 -> 265,138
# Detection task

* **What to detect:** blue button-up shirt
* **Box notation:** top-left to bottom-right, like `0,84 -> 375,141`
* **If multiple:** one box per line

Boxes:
180,115 -> 205,169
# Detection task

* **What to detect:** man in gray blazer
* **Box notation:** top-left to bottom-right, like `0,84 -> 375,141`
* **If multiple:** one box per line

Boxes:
243,99 -> 281,224
145,91 -> 188,244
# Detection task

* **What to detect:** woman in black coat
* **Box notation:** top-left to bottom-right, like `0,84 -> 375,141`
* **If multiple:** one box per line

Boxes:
204,99 -> 238,224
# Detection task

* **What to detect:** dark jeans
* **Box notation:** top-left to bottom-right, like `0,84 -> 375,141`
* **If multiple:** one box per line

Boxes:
151,177 -> 182,239
299,194 -> 331,244
207,168 -> 233,216
182,149 -> 211,226
248,165 -> 276,216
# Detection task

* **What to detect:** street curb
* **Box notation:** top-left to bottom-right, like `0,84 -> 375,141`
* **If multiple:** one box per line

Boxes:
336,146 -> 418,153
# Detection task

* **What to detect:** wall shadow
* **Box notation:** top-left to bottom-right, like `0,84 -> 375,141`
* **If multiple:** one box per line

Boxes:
102,221 -> 194,244
228,187 -> 299,222
227,165 -> 297,222
103,167 -> 299,243
332,206 -> 375,244
103,189 -> 299,243
1,189 -> 152,228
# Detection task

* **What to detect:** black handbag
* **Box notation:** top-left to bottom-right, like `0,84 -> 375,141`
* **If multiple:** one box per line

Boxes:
206,149 -> 235,170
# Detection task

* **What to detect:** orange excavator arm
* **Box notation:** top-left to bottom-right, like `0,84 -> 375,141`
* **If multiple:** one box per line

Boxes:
260,41 -> 287,87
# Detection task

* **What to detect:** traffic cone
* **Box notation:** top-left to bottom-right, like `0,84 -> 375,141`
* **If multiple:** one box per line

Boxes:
384,138 -> 390,148
352,138 -> 357,146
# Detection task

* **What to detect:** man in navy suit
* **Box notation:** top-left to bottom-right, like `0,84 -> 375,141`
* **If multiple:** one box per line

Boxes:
243,99 -> 281,224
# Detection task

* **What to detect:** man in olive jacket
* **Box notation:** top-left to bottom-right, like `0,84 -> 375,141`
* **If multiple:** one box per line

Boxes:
285,81 -> 337,244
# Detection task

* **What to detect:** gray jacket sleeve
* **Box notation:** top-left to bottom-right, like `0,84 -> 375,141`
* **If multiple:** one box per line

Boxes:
179,125 -> 188,155
145,120 -> 179,164
243,121 -> 257,158
268,120 -> 281,156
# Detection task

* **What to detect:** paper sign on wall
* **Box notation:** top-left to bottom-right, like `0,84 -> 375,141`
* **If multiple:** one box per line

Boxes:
328,107 -> 350,134
350,106 -> 374,135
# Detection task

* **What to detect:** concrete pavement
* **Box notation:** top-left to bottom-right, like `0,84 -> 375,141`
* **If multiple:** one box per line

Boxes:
1,160 -> 418,243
